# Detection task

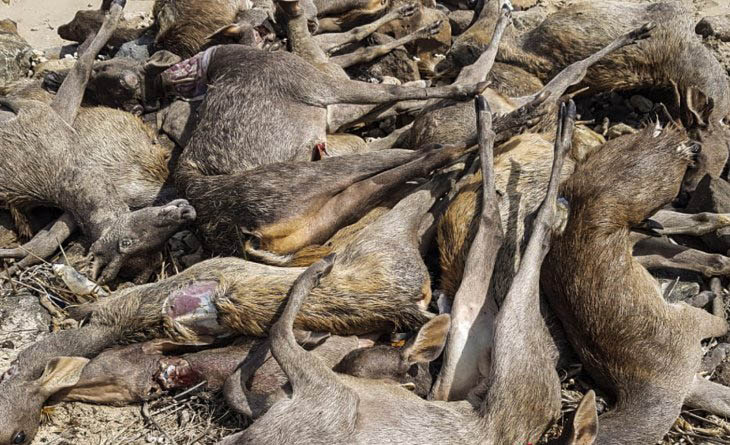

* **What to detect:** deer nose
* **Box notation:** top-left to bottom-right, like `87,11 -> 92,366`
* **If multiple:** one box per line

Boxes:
690,143 -> 702,154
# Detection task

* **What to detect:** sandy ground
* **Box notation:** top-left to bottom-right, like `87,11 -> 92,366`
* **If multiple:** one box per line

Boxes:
1,0 -> 154,50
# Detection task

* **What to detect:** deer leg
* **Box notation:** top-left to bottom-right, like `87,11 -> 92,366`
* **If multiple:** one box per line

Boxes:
316,76 -> 488,106
634,237 -> 730,277
484,101 -> 575,445
0,212 -> 77,275
273,142 -> 473,252
645,210 -> 730,237
414,90 -> 549,152
454,4 -> 511,85
330,20 -> 442,68
685,375 -> 730,418
681,277 -> 728,340
267,255 -> 357,415
513,22 -> 655,109
281,1 -> 330,67
221,260 -> 358,445
224,339 -> 271,418
319,4 -> 416,54
431,96 -> 502,401
51,0 -> 126,124
5,324 -> 120,383
366,123 -> 413,150
329,97 -> 429,132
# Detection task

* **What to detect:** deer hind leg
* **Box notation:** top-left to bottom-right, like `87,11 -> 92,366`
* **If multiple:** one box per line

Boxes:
319,4 -> 416,54
0,212 -> 76,276
685,375 -> 730,418
678,282 -> 728,340
645,210 -> 730,237
330,20 -> 442,68
270,143 -> 470,253
633,237 -> 730,277
237,257 -> 358,443
52,0 -> 126,124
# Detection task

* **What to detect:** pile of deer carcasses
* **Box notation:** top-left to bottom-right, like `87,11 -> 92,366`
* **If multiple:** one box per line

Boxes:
2,0 -> 730,443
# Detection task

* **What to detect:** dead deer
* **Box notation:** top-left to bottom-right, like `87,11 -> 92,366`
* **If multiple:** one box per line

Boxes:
0,1 -> 195,285
58,2 -> 151,48
217,98 -> 594,445
541,124 -> 730,443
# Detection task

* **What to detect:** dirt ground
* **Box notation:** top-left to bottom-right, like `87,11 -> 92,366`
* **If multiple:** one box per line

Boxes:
1,0 -> 154,50
2,0 -> 730,444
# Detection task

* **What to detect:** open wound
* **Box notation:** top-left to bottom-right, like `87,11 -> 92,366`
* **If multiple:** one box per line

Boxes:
160,46 -> 217,100
163,280 -> 228,338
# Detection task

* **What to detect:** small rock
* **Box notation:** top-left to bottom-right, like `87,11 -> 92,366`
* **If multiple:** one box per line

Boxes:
629,95 -> 653,113
716,360 -> 730,386
181,249 -> 204,268
609,92 -> 623,106
181,231 -> 201,251
178,409 -> 192,427
696,15 -> 730,42
116,34 -> 155,61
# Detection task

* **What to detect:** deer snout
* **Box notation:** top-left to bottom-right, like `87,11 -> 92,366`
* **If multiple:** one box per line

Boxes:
159,200 -> 197,224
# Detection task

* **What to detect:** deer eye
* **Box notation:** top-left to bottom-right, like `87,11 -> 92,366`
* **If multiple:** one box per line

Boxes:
119,238 -> 133,250
12,431 -> 26,444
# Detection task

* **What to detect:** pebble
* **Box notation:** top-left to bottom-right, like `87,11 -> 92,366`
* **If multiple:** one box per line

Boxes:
629,94 -> 653,113
178,409 -> 192,427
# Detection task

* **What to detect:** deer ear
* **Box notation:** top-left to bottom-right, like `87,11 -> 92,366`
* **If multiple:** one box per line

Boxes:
34,357 -> 90,398
208,24 -> 244,42
293,330 -> 331,348
681,87 -> 714,128
568,390 -> 598,445
144,50 -> 182,76
141,339 -> 213,355
401,314 -> 451,364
